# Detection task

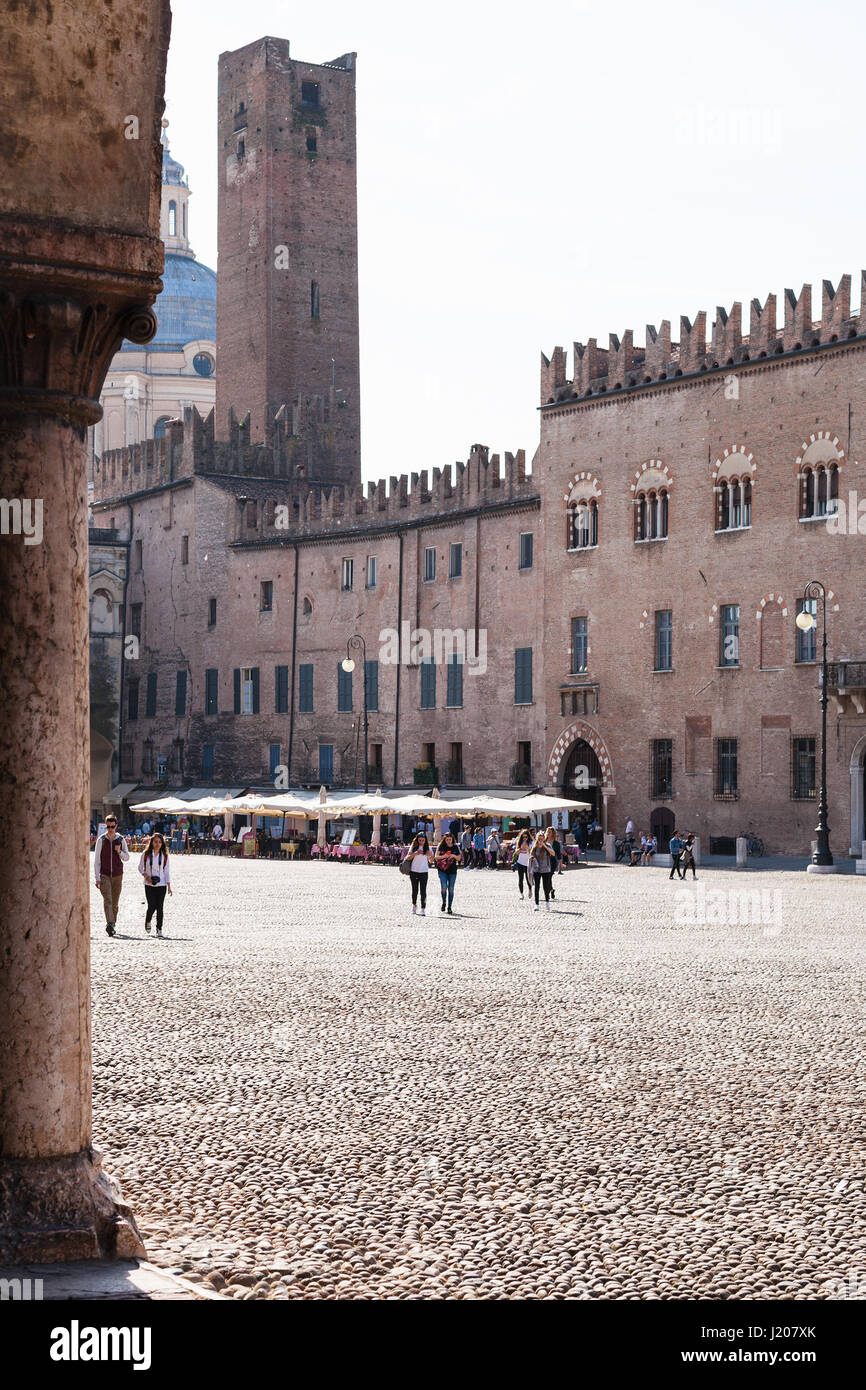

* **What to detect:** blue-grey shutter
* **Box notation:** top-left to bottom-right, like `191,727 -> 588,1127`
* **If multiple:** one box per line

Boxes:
420,658 -> 435,709
146,672 -> 157,716
175,670 -> 187,717
233,668 -> 241,714
251,667 -> 260,714
337,662 -> 352,712
365,659 -> 379,712
275,665 -> 289,714
515,647 -> 532,704
299,663 -> 314,712
446,655 -> 463,707
205,669 -> 218,715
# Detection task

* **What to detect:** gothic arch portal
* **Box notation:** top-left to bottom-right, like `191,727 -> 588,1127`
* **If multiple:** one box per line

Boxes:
548,721 -> 615,792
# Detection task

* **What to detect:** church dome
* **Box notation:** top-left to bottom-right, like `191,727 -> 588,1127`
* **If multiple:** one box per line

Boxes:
121,251 -> 216,353
120,123 -> 216,354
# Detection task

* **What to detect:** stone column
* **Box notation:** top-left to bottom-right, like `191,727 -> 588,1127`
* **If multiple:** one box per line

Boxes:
0,0 -> 170,1262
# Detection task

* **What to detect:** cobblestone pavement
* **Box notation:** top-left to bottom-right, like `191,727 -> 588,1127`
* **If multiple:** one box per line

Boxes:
90,856 -> 865,1300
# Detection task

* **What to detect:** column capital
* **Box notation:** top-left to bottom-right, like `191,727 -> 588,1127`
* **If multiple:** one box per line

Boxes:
0,217 -> 163,426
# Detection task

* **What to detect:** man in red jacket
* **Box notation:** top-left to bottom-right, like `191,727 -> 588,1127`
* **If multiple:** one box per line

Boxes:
94,815 -> 129,937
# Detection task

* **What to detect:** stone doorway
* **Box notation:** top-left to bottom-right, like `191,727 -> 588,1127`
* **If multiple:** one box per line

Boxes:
650,807 -> 675,852
849,735 -> 866,855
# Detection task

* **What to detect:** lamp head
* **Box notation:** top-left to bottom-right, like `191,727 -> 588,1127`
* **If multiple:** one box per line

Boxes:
796,610 -> 816,632
341,657 -> 356,673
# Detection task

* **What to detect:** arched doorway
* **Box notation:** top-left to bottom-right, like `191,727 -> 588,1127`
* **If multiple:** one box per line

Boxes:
650,806 -> 675,852
560,740 -> 603,820
547,722 -> 615,835
849,735 -> 866,855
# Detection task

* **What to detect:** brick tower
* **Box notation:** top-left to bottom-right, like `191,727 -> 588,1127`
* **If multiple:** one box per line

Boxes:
216,36 -> 361,484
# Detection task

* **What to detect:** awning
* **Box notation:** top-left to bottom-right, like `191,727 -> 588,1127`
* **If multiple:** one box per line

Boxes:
104,783 -> 139,802
177,787 -> 246,801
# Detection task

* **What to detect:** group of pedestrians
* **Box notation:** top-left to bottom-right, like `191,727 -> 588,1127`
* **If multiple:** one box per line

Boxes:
93,818 -> 173,936
458,824 -> 502,868
668,831 -> 698,880
402,825 -> 566,915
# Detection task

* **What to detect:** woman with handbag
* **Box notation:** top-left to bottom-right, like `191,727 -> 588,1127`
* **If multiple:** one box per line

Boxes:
137,832 -> 172,936
529,833 -> 555,911
401,832 -> 432,916
433,832 -> 460,914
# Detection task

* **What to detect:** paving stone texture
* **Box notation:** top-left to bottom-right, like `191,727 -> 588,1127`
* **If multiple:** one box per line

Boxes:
90,855 -> 865,1300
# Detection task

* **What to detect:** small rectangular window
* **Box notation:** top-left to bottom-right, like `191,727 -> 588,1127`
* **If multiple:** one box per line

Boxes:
338,662 -> 353,713
202,744 -> 214,781
572,616 -> 588,674
208,597 -> 217,627
791,736 -> 817,800
519,532 -> 534,571
424,547 -> 436,582
205,668 -> 218,716
301,80 -> 320,107
127,679 -> 139,722
720,604 -> 740,667
175,670 -> 187,718
449,542 -> 462,579
298,663 -> 314,713
134,539 -> 143,571
655,610 -> 673,671
341,558 -> 353,591
714,737 -> 739,799
181,535 -> 189,565
311,280 -> 320,320
237,135 -> 245,160
650,738 -> 673,798
239,667 -> 259,715
366,556 -> 377,589
145,672 -> 157,718
260,580 -> 273,612
306,132 -> 318,153
130,603 -> 142,639
795,598 -> 817,662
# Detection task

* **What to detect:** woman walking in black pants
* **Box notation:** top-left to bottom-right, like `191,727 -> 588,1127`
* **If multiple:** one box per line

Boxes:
513,829 -> 532,901
138,832 -> 172,936
405,832 -> 432,916
529,833 -> 555,911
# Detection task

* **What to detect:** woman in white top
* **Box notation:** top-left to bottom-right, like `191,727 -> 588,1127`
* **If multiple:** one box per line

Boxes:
405,832 -> 432,916
138,832 -> 172,936
513,828 -> 532,900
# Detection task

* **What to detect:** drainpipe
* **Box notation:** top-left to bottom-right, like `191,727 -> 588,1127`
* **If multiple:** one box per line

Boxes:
287,541 -> 299,781
394,530 -> 404,786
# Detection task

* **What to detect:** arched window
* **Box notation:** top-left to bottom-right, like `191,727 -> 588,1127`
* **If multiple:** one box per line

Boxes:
635,484 -> 669,542
302,596 -> 313,617
797,438 -> 844,520
153,415 -> 171,440
716,476 -> 751,532
569,498 -> 598,550
659,489 -> 669,537
168,200 -> 177,236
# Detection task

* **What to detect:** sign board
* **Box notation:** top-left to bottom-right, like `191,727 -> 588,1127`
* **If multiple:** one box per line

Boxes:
340,828 -> 357,846
551,810 -> 569,830
242,836 -> 256,857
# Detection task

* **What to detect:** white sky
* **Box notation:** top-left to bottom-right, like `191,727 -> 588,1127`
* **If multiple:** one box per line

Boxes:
166,0 -> 865,481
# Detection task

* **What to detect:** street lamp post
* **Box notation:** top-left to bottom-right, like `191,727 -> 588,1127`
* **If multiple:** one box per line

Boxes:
796,580 -> 834,870
342,634 -> 368,793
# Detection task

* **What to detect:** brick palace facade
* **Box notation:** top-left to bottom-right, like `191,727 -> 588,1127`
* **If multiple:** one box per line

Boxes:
90,36 -> 866,856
